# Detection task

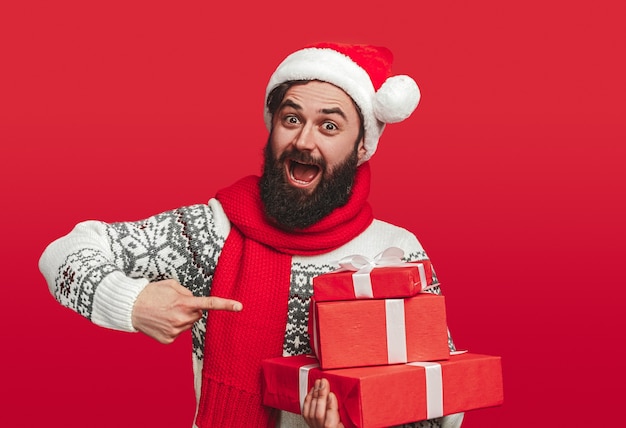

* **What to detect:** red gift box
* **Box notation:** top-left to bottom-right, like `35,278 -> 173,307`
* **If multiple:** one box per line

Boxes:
313,259 -> 433,302
261,353 -> 504,428
309,293 -> 450,369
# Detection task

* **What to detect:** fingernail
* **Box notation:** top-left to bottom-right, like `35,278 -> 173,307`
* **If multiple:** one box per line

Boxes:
233,303 -> 243,311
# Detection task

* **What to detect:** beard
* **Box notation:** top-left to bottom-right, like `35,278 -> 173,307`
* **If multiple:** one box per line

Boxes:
259,140 -> 359,231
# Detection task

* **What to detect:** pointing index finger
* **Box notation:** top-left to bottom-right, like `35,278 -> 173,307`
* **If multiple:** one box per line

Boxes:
189,296 -> 243,312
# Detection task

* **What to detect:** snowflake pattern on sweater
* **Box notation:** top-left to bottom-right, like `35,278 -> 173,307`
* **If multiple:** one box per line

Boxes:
43,202 -> 457,428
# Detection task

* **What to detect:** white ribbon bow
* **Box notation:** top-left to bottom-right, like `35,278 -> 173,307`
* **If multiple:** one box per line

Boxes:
334,247 -> 429,298
336,247 -> 406,272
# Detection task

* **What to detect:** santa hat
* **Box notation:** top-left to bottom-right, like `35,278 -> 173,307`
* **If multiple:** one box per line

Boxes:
264,42 -> 420,163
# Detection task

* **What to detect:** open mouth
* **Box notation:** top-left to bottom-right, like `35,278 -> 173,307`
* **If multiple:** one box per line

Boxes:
287,159 -> 322,187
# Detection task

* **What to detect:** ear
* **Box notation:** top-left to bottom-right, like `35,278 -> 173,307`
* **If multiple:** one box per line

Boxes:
356,137 -> 367,162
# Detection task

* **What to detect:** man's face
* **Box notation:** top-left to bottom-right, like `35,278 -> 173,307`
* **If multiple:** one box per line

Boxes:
268,80 -> 366,192
260,80 -> 366,230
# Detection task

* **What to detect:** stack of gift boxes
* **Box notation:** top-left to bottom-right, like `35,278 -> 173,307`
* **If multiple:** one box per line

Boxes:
262,249 -> 503,428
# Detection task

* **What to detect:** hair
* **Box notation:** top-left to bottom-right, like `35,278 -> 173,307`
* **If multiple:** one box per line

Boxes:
266,80 -> 365,146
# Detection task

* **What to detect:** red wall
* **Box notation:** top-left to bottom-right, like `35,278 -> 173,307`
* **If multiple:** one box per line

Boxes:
2,1 -> 624,426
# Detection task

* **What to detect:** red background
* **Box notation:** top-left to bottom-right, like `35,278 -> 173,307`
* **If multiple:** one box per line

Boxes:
1,1 -> 624,426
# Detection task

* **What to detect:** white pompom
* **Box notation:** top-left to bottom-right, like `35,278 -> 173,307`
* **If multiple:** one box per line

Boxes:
373,75 -> 421,123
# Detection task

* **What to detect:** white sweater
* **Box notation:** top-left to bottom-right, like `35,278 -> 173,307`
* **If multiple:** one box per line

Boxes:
39,199 -> 461,428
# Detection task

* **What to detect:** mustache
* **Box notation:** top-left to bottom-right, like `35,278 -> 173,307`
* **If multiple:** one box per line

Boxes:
278,148 -> 327,171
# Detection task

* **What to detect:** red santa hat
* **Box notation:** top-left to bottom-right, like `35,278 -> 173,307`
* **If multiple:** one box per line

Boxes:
264,42 -> 421,163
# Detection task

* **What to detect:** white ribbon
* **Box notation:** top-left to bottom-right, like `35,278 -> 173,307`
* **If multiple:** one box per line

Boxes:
385,299 -> 408,363
311,305 -> 320,360
334,247 -> 428,298
407,361 -> 444,419
299,362 -> 320,411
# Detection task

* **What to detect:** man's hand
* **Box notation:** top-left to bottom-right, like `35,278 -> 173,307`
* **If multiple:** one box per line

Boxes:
131,279 -> 242,344
302,378 -> 344,428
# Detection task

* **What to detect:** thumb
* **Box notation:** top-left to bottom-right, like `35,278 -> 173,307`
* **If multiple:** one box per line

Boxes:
326,392 -> 344,428
187,295 -> 243,312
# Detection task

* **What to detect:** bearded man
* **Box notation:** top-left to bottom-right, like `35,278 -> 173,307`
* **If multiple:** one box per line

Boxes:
39,43 -> 463,428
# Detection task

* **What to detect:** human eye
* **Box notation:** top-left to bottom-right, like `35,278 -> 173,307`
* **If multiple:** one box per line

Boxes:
322,121 -> 338,132
283,114 -> 301,126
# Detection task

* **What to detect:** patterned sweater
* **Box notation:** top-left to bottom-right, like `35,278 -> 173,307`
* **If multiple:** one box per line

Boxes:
39,199 -> 461,428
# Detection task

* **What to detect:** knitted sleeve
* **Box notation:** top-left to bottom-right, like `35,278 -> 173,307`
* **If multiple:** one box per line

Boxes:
39,203 -> 228,332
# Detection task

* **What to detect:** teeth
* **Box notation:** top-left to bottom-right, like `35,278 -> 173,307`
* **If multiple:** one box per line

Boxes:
290,169 -> 310,185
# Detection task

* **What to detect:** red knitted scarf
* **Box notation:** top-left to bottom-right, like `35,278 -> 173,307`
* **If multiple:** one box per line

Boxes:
195,163 -> 374,427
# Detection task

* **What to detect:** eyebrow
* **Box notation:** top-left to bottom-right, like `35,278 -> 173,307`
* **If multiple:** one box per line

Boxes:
280,99 -> 302,111
320,107 -> 347,120
280,99 -> 347,120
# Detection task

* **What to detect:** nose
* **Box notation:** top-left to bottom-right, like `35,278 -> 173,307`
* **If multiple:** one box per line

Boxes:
294,124 -> 316,151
